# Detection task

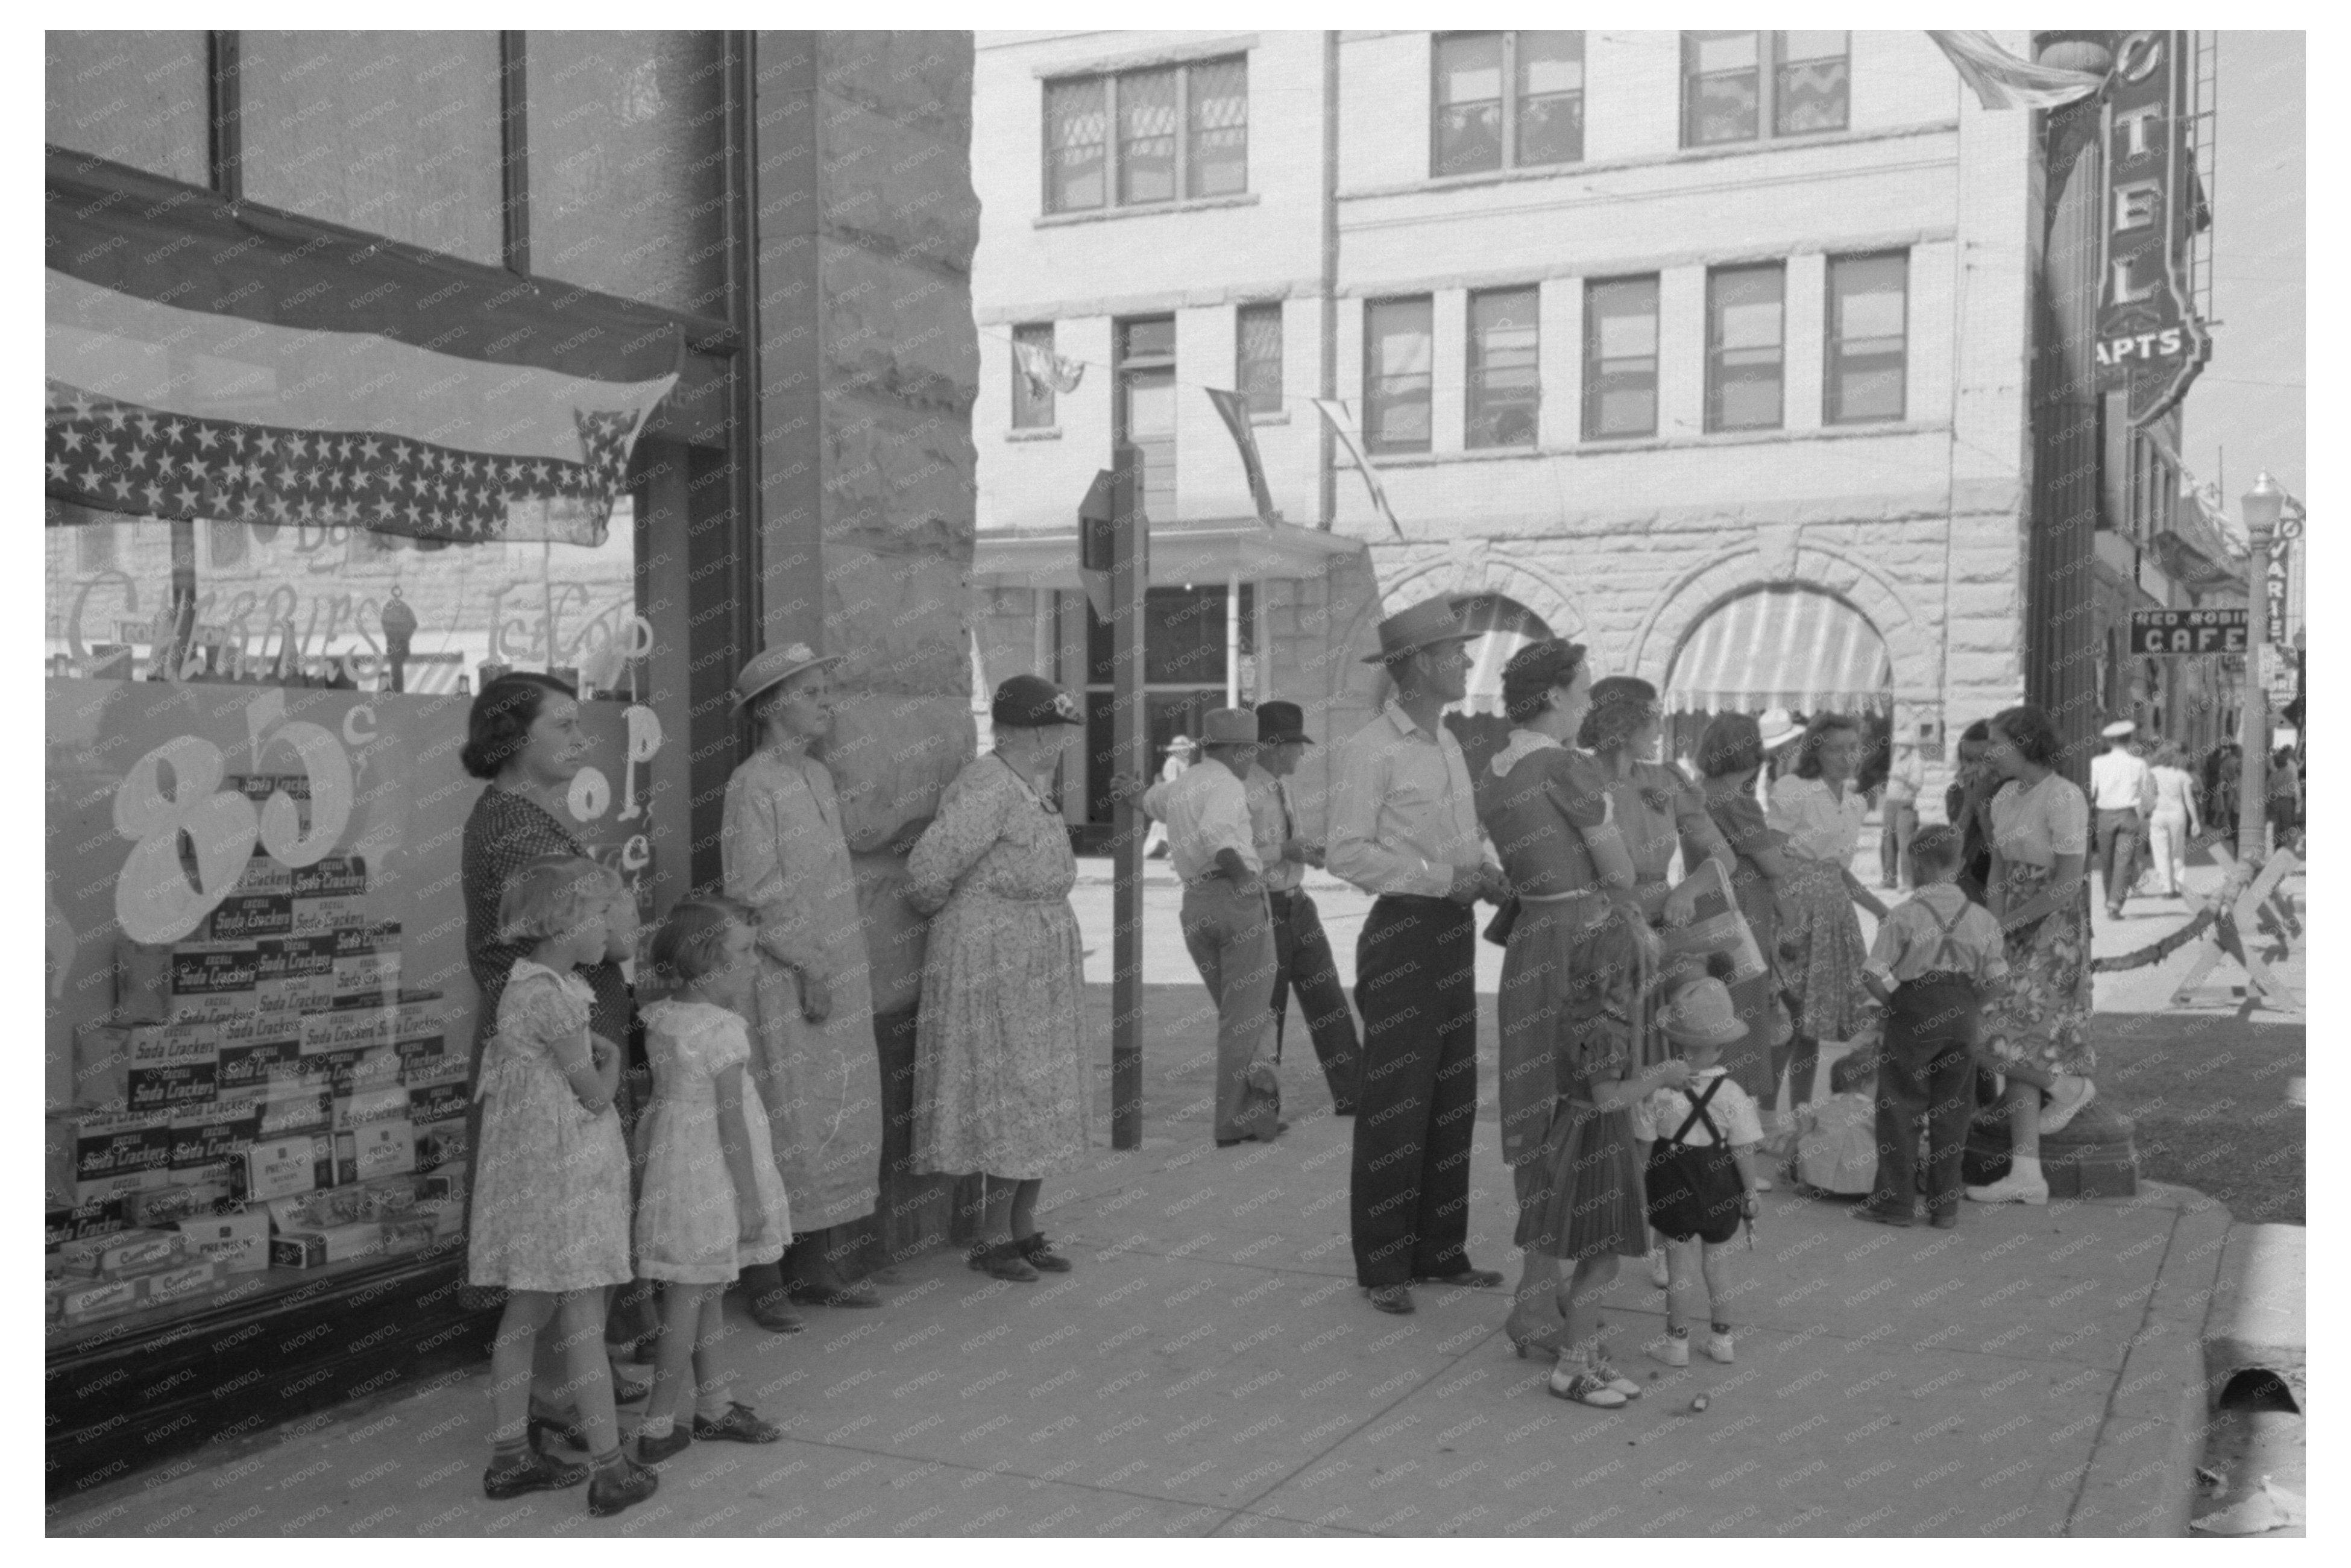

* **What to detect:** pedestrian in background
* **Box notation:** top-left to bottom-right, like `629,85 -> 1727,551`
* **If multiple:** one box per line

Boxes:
2268,748 -> 2302,854
1687,713 -> 1793,1129
1248,701 -> 1362,1114
2203,740 -> 2242,843
1879,734 -> 1925,890
1142,707 -> 1286,1148
2144,743 -> 2202,896
2088,720 -> 2153,918
1328,597 -> 1509,1317
1141,735 -> 1195,860
1946,720 -> 1998,905
905,675 -> 1093,1282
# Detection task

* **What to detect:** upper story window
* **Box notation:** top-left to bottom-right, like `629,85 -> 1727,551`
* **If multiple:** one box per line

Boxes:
1682,31 -> 1849,147
1584,276 -> 1660,441
1012,323 -> 1058,429
1824,253 -> 1907,424
1115,316 -> 1178,519
1467,288 -> 1540,449
1044,57 -> 1248,215
1706,263 -> 1785,432
1236,304 -> 1284,415
1432,32 -> 1584,177
1364,298 -> 1435,455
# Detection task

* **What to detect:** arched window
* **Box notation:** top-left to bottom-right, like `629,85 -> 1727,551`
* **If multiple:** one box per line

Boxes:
1664,584 -> 1890,714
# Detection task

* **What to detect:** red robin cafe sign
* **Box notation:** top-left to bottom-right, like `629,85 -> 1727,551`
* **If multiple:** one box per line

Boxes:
2095,30 -> 2211,425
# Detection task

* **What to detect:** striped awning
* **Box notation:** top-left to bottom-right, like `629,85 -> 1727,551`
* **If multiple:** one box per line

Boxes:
1665,587 -> 1892,714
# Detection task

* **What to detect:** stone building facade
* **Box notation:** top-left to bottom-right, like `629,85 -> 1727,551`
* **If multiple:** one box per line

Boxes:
969,28 -> 2230,822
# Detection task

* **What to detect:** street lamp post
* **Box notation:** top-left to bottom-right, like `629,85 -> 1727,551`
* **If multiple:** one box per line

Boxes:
2235,472 -> 2285,863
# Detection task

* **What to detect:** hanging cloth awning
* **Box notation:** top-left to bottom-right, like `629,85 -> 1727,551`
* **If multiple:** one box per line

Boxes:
1664,586 -> 1892,714
45,146 -> 681,547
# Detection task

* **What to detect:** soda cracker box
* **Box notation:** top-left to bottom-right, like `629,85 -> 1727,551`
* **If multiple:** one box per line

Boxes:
204,892 -> 294,945
127,1020 -> 221,1114
170,1100 -> 262,1173
330,924 -> 402,1007
164,942 -> 261,1024
290,856 -> 368,937
256,934 -> 339,1019
65,1109 -> 174,1205
215,1019 -> 304,1100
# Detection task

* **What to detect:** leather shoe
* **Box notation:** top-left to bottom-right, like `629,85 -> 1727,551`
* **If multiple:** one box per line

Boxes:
1851,1205 -> 1913,1228
1367,1284 -> 1415,1315
785,1276 -> 882,1308
1414,1266 -> 1505,1288
748,1289 -> 804,1333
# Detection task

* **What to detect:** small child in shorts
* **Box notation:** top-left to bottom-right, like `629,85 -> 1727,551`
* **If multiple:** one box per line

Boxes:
1632,977 -> 1764,1366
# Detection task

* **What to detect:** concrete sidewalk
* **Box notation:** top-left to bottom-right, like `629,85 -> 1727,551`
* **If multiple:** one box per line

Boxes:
51,981 -> 2232,1538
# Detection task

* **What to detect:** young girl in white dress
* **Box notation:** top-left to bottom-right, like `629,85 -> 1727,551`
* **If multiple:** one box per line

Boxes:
633,896 -> 795,1463
469,855 -> 656,1517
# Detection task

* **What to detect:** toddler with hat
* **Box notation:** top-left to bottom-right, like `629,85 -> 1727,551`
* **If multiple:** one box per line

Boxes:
1632,975 -> 1765,1367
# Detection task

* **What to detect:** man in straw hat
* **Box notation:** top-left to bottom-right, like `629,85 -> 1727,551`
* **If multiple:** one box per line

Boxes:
1328,596 -> 1509,1315
1141,709 -> 1285,1147
720,643 -> 887,1328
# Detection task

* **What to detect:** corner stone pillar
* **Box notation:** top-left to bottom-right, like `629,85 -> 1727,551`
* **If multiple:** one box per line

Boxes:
754,32 -> 981,1263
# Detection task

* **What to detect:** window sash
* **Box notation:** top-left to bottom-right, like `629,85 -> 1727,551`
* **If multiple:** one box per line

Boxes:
1045,58 -> 1247,214
1467,288 -> 1539,449
1707,265 -> 1784,432
1236,304 -> 1283,414
1682,31 -> 1845,147
1774,31 -> 1849,136
1012,324 -> 1057,429
1432,31 -> 1582,177
1365,298 -> 1434,455
1825,253 -> 1906,424
1583,277 -> 1659,440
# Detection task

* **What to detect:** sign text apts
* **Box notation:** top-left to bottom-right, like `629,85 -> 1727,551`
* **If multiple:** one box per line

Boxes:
2094,30 -> 2211,425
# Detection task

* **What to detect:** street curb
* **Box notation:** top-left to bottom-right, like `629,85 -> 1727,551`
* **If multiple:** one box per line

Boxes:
2062,1183 -> 2235,1537
2202,1221 -> 2306,1411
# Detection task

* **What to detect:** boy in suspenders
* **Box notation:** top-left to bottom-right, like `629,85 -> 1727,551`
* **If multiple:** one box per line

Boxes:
1854,827 -> 2010,1229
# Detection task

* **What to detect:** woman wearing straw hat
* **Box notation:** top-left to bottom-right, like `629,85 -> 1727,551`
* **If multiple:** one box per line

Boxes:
905,676 -> 1095,1280
722,644 -> 887,1329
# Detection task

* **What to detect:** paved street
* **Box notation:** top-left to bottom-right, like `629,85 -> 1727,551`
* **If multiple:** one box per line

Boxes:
51,828 -> 2268,1538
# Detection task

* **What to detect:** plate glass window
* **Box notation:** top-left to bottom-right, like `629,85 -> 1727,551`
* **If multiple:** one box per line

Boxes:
1584,277 -> 1660,440
1364,297 -> 1434,455
1824,253 -> 1906,424
1012,323 -> 1057,430
1236,304 -> 1283,415
1707,263 -> 1785,432
1467,288 -> 1540,449
1432,32 -> 1582,178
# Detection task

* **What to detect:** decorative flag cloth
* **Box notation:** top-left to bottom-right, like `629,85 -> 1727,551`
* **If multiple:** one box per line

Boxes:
45,148 -> 680,547
1927,31 -> 2105,111
1012,336 -> 1086,399
1308,397 -> 1405,541
1203,388 -> 1279,529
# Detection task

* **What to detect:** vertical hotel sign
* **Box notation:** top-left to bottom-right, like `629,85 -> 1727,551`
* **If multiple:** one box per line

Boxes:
2095,30 -> 2211,424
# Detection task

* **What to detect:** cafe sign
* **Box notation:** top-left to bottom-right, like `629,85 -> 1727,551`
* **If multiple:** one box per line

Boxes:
2094,30 -> 2211,426
2129,606 -> 2244,656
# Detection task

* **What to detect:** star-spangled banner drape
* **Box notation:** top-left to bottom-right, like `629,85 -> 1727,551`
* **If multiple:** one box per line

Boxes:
45,146 -> 681,546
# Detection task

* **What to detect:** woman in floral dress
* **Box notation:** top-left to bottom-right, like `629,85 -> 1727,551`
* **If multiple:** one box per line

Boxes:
906,676 -> 1094,1282
1967,704 -> 2097,1206
1687,713 -> 1793,1110
1767,713 -> 1889,1112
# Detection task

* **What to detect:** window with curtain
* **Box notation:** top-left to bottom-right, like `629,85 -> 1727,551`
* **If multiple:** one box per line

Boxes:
1467,288 -> 1540,449
1043,57 -> 1248,215
1432,31 -> 1583,178
1012,323 -> 1057,429
1682,31 -> 1848,147
1707,263 -> 1785,432
1365,298 -> 1434,455
1584,276 -> 1660,440
1236,304 -> 1283,415
1824,253 -> 1906,424
1044,77 -> 1108,212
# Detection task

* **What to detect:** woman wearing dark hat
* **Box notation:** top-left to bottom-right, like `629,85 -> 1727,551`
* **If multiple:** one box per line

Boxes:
722,644 -> 887,1326
905,675 -> 1094,1280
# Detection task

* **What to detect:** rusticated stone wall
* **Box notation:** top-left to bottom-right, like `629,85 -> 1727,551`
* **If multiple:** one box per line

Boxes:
755,32 -> 982,1262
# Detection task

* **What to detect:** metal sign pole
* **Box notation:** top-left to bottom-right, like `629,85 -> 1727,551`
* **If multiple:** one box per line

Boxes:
1108,445 -> 1147,1148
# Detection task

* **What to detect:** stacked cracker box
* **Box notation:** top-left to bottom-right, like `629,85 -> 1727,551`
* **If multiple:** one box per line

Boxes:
52,846 -> 468,1328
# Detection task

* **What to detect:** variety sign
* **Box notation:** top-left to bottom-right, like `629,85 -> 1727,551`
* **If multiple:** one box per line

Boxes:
2094,30 -> 2211,426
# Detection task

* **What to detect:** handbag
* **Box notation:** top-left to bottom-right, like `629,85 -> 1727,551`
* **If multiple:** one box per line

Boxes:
1481,895 -> 1521,948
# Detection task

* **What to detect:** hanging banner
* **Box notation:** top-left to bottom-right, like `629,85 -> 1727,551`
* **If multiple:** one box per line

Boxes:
1309,397 -> 1405,541
1204,387 -> 1280,529
2094,30 -> 2212,426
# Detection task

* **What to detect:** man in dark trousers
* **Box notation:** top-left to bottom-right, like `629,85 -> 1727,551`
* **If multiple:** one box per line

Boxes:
1327,597 -> 1509,1315
1247,700 -> 1362,1115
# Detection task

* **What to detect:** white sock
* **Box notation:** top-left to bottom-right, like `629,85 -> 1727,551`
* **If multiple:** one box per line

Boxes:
695,1384 -> 733,1423
2013,1156 -> 2044,1180
639,1412 -> 674,1440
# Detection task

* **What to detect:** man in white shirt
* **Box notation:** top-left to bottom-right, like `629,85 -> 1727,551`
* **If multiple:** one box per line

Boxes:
1327,597 -> 1508,1316
2088,720 -> 2154,918
1150,708 -> 1285,1147
1247,701 -> 1361,1115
